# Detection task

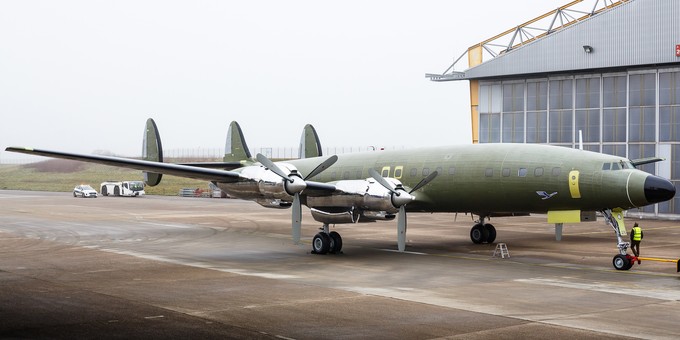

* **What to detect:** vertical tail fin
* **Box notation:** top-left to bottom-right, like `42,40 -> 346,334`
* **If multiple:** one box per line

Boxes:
142,118 -> 163,186
223,121 -> 252,162
299,124 -> 323,159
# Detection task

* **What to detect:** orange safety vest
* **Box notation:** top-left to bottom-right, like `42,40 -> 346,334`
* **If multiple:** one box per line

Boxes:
632,226 -> 642,241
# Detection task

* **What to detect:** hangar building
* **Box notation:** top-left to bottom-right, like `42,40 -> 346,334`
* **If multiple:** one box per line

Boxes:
429,0 -> 680,217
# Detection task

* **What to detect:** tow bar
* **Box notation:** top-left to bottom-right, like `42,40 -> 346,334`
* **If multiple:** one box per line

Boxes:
633,256 -> 680,272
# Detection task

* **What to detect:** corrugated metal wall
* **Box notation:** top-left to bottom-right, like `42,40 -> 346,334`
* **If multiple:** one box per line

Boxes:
465,0 -> 680,79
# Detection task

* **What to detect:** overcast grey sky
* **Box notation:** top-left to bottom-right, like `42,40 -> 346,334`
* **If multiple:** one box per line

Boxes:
1,1 -> 564,160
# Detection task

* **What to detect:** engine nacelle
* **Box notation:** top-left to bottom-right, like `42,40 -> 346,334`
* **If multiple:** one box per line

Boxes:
218,162 -> 301,201
310,207 -> 396,224
255,198 -> 292,209
306,178 -> 402,213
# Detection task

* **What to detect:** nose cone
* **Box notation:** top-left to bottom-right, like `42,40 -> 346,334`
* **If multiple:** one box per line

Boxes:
644,175 -> 676,204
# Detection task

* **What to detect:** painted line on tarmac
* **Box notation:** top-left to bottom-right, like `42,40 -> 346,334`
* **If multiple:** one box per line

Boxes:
83,246 -> 300,280
516,277 -> 680,301
377,246 -> 680,278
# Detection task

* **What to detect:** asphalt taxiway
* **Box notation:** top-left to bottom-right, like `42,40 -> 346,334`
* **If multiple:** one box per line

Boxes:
1,190 -> 680,339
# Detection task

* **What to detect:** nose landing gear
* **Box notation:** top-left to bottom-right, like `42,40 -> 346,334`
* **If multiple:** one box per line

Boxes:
602,209 -> 633,271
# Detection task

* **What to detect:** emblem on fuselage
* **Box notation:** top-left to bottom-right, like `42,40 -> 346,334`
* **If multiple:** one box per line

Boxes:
536,191 -> 558,200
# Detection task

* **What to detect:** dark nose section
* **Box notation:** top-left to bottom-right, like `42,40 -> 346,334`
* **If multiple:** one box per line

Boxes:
644,175 -> 676,204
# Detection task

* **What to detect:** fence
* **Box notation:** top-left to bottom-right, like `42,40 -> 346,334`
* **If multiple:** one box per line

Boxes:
0,146 -> 407,164
162,146 -> 406,160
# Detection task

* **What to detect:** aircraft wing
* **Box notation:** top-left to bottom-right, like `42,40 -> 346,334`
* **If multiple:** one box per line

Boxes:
5,147 -> 242,183
178,162 -> 248,171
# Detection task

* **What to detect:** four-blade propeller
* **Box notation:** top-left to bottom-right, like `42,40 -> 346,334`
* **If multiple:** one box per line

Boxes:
257,153 -> 436,252
369,168 -> 438,251
256,153 -> 338,244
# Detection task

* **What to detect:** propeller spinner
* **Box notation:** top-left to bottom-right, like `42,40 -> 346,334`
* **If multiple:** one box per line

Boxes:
368,168 -> 438,252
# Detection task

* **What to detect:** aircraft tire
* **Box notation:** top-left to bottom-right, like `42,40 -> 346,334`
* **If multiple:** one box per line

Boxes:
470,224 -> 489,244
329,231 -> 343,254
312,233 -> 331,255
485,224 -> 497,243
612,254 -> 631,270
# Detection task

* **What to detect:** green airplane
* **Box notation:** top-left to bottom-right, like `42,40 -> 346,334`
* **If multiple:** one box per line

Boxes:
6,118 -> 676,271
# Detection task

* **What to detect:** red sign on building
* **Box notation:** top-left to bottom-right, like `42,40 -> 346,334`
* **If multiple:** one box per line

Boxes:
676,44 -> 680,57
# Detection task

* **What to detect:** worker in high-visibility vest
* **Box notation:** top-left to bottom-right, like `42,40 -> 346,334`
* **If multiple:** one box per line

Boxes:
630,222 -> 643,264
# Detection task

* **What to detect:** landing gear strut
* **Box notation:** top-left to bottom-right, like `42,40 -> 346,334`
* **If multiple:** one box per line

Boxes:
602,209 -> 634,270
312,223 -> 343,255
470,216 -> 496,244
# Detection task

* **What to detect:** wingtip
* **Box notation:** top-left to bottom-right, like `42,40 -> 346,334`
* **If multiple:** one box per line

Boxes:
5,146 -> 32,152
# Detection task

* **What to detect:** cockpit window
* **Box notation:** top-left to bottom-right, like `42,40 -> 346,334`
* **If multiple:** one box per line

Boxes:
603,161 -> 635,171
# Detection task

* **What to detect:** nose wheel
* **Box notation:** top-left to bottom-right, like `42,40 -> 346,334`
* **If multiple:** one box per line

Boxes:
612,254 -> 634,270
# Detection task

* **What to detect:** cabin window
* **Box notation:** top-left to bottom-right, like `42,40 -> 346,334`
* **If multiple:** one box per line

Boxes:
423,168 -> 431,176
382,169 -> 389,177
518,168 -> 528,177
356,170 -> 363,178
410,168 -> 417,177
435,167 -> 442,175
551,167 -> 561,176
534,167 -> 544,176
343,171 -> 350,180
448,167 -> 455,175
485,168 -> 494,177
502,168 -> 510,177
602,163 -> 611,170
394,168 -> 402,178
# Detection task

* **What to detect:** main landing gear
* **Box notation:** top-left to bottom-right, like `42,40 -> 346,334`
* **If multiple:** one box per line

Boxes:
469,216 -> 496,244
602,209 -> 634,271
311,223 -> 343,255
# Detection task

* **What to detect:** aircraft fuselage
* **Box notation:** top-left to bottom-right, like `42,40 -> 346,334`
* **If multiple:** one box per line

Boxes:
222,144 -> 674,216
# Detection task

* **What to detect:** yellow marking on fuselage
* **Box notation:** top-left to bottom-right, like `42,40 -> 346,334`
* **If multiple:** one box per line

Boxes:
569,170 -> 581,198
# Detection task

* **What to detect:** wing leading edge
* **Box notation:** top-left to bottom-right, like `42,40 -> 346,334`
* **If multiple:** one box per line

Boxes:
5,147 -> 242,183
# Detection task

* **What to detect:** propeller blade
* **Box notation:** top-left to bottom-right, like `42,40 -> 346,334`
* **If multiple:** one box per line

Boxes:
304,155 -> 338,180
292,193 -> 301,244
397,206 -> 406,252
368,168 -> 397,193
256,153 -> 290,181
409,170 -> 438,193
369,169 -> 437,252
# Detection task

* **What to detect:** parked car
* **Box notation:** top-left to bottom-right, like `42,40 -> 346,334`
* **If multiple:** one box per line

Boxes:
73,184 -> 98,198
